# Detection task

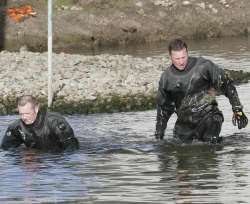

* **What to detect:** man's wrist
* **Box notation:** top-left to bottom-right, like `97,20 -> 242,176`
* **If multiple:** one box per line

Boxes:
232,105 -> 243,112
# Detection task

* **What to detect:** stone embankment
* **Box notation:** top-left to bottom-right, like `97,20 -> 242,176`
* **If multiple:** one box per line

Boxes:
0,50 -> 164,114
0,50 -> 249,115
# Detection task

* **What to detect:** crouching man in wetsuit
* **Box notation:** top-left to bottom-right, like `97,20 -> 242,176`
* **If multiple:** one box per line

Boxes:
1,95 -> 79,151
155,39 -> 248,143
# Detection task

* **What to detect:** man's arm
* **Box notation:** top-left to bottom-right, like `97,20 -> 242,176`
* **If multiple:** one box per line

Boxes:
206,60 -> 248,129
50,115 -> 79,150
155,74 -> 175,140
1,122 -> 23,150
221,74 -> 248,129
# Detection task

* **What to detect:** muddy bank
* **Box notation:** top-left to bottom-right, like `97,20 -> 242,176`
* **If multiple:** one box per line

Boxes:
0,50 -> 249,115
1,0 -> 250,52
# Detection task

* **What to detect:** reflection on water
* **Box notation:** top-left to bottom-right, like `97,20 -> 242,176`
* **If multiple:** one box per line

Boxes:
57,36 -> 250,57
0,38 -> 250,203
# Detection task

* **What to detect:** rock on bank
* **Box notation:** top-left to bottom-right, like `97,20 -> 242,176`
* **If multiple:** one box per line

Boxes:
0,51 -> 165,114
0,51 -> 249,115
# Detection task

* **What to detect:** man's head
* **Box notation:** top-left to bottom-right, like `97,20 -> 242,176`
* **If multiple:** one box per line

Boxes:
168,38 -> 188,70
17,95 -> 39,125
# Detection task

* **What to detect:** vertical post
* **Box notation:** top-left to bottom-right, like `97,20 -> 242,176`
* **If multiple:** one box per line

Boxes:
48,0 -> 53,108
0,0 -> 7,50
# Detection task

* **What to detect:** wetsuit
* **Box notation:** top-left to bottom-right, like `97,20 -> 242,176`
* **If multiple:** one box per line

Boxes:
1,110 -> 79,151
155,57 -> 242,143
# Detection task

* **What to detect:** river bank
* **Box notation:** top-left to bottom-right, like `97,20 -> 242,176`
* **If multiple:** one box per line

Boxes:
1,0 -> 250,52
0,50 -> 249,115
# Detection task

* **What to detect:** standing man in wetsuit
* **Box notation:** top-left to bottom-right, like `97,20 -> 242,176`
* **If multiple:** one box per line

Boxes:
155,38 -> 248,143
1,95 -> 79,151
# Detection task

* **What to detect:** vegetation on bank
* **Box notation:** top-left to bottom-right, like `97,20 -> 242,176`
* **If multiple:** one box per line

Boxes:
52,93 -> 155,114
0,92 -> 156,115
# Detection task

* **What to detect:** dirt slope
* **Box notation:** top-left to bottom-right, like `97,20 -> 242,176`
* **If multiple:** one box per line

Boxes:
1,0 -> 250,52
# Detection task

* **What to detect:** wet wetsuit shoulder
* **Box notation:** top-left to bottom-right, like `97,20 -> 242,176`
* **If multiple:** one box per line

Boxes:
46,112 -> 79,150
46,112 -> 72,131
192,57 -> 242,109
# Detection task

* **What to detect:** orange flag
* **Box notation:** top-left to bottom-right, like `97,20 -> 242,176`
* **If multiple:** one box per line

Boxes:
7,5 -> 37,23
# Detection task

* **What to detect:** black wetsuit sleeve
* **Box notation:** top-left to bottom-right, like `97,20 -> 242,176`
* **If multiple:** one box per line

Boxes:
50,116 -> 79,150
204,60 -> 242,109
155,73 -> 175,139
1,123 -> 23,150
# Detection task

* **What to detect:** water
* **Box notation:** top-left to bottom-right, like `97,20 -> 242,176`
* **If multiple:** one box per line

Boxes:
66,36 -> 250,71
0,37 -> 250,203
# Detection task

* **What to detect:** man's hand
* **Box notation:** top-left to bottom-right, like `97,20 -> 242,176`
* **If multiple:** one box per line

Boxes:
232,108 -> 248,129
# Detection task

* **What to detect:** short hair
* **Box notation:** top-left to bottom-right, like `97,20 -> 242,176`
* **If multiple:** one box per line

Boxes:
168,38 -> 188,54
17,95 -> 39,107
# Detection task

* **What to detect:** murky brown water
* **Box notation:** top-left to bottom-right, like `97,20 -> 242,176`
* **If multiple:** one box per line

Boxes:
63,36 -> 250,70
0,37 -> 250,203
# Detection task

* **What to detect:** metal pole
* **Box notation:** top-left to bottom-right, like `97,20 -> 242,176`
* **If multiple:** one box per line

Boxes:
48,0 -> 53,108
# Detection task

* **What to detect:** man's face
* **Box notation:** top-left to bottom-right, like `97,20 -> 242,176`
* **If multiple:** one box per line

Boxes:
170,48 -> 188,70
18,102 -> 38,125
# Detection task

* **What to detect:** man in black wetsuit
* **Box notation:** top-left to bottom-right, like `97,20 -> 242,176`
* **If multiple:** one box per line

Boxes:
1,95 -> 79,151
155,39 -> 248,143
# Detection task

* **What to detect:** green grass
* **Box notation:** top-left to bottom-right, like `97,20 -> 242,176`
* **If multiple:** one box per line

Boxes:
55,0 -> 74,7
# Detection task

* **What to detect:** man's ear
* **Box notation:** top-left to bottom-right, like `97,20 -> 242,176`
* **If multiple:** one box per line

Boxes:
34,105 -> 39,114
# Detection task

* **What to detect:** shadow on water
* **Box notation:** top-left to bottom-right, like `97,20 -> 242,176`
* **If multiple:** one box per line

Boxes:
153,138 -> 223,171
152,142 -> 222,203
77,129 -> 250,156
140,132 -> 250,204
0,1 -> 7,50
145,132 -> 250,161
